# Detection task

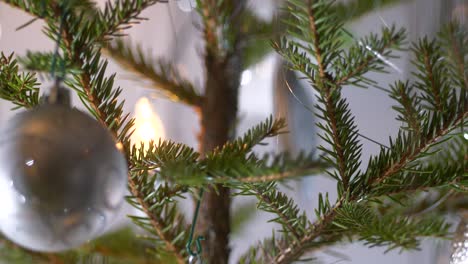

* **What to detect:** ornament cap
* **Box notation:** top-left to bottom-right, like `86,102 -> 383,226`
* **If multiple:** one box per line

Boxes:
43,81 -> 71,106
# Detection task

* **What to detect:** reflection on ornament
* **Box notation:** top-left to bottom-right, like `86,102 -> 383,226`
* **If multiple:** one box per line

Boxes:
0,24 -> 2,40
132,97 -> 165,151
0,104 -> 128,252
177,0 -> 196,12
451,213 -> 468,264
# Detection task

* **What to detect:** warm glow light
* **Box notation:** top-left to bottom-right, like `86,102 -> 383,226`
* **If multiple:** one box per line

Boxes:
132,97 -> 165,151
241,70 -> 252,86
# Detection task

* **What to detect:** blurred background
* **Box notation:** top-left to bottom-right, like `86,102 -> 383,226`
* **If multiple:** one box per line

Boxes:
0,0 -> 466,263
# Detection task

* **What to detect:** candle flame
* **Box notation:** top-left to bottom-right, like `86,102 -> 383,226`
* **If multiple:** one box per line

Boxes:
132,97 -> 165,151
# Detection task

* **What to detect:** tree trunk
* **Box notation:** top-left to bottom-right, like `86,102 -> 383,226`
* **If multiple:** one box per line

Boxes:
197,48 -> 242,264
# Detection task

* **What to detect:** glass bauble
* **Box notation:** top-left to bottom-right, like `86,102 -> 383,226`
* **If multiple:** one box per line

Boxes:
451,212 -> 468,264
0,104 -> 128,252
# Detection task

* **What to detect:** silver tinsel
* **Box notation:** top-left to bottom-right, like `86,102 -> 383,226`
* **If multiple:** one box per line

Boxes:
451,212 -> 468,264
0,104 -> 127,252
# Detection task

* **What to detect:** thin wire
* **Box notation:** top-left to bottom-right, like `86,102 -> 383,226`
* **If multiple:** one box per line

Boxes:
16,0 -> 47,31
186,188 -> 205,260
48,4 -> 68,104
281,67 -> 390,149
16,18 -> 40,31
50,13 -> 66,79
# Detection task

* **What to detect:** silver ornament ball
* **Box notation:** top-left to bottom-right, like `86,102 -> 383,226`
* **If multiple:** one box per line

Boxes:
451,212 -> 468,264
0,104 -> 128,252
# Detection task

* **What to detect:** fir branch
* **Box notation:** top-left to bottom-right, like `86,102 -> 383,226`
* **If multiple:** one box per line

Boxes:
204,116 -> 287,181
93,0 -> 162,42
126,171 -> 187,263
64,52 -> 133,142
306,1 -> 329,81
235,182 -> 310,242
411,38 -> 453,112
128,119 -> 304,186
274,197 -> 344,264
389,80 -> 422,135
239,234 -> 282,263
439,22 -> 468,91
104,40 -> 203,107
239,233 -> 340,264
73,228 -> 153,264
128,146 -> 190,262
130,119 -> 305,185
241,0 -> 405,70
276,1 -> 367,192
1,0 -> 51,18
131,140 -> 200,170
362,109 -> 466,191
331,203 -> 450,252
274,0 -> 344,86
267,3 -> 465,263
0,235 -> 62,264
315,89 -> 363,191
334,26 -> 406,88
131,140 -> 205,186
44,6 -> 120,131
207,116 -> 286,160
376,189 -> 468,218
356,34 -> 467,194
18,51 -> 77,78
375,134 -> 467,196
217,152 -> 325,184
0,53 -> 40,109
372,160 -> 465,199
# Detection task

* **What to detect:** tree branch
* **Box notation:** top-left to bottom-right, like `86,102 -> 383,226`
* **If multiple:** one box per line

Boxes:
235,166 -> 323,183
275,198 -> 344,264
371,113 -> 467,186
444,23 -> 468,91
273,107 -> 467,263
127,180 -> 186,264
307,0 -> 327,81
390,81 -> 422,135
334,31 -> 403,87
104,41 -> 203,107
252,186 -> 302,241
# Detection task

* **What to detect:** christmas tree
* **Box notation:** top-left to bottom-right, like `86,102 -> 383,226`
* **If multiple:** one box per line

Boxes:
0,0 -> 466,263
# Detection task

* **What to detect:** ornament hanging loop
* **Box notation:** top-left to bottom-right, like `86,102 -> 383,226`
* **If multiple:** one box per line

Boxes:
186,188 -> 205,261
47,2 -> 68,105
